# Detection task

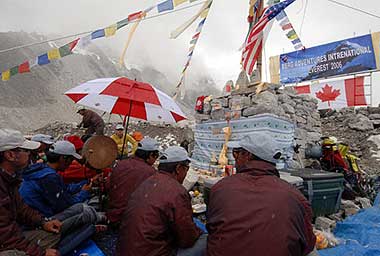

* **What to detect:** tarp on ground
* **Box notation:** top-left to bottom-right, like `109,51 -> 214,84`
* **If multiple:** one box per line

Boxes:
319,194 -> 380,256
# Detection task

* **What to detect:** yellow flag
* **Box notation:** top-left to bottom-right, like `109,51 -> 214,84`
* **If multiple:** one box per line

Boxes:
47,48 -> 61,60
200,8 -> 209,18
289,34 -> 298,40
173,0 -> 187,7
105,24 -> 117,37
2,70 -> 10,81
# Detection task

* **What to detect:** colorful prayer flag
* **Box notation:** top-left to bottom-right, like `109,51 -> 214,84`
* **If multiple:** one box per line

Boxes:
291,38 -> 301,44
10,66 -> 18,76
29,57 -> 38,68
47,48 -> 61,60
192,32 -> 201,39
200,8 -> 209,18
77,35 -> 92,49
105,24 -> 117,37
18,61 -> 30,73
157,0 -> 174,13
190,38 -> 198,45
282,23 -> 293,30
286,30 -> 296,38
117,18 -> 129,30
2,70 -> 10,81
128,11 -> 143,21
91,29 -> 105,39
173,0 -> 187,7
38,54 -> 50,65
59,44 -> 72,57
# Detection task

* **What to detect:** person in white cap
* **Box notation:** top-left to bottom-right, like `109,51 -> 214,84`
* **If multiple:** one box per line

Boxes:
0,129 -> 61,256
206,132 -> 316,256
107,137 -> 160,225
117,146 -> 205,256
31,134 -> 55,163
110,124 -> 138,158
76,106 -> 105,135
19,141 -> 93,218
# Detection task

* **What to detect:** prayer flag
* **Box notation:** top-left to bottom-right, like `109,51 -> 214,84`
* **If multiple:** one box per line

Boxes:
200,8 -> 209,18
47,48 -> 61,60
91,29 -> 105,39
128,11 -> 143,21
10,66 -> 18,76
190,38 -> 198,45
38,54 -> 50,65
157,0 -> 174,13
173,0 -> 187,7
282,23 -> 293,30
291,38 -> 301,44
18,61 -> 30,73
1,70 -> 10,81
117,18 -> 129,30
105,24 -> 117,37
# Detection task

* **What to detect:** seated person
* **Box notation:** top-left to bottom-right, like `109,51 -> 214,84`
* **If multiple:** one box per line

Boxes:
117,146 -> 206,256
19,141 -> 93,218
30,134 -> 55,164
59,135 -> 111,184
107,137 -> 159,224
0,128 -> 61,256
110,124 -> 137,157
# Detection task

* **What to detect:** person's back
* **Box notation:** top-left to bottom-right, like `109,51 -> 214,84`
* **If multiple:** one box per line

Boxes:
117,146 -> 201,256
107,157 -> 155,223
207,161 -> 314,256
118,171 -> 200,256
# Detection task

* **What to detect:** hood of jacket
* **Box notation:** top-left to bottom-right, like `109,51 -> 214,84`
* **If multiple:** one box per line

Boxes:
22,163 -> 56,181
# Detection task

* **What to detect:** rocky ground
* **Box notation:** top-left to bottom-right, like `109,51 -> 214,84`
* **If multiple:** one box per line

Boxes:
32,120 -> 194,150
320,107 -> 380,174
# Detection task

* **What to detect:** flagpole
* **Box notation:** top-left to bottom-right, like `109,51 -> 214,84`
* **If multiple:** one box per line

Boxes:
255,0 -> 264,82
120,100 -> 133,158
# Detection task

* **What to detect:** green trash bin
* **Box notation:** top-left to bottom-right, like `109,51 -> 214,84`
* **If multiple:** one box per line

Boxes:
290,168 -> 344,217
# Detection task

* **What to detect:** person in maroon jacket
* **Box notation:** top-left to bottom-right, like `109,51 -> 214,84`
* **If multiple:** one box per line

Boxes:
0,129 -> 62,256
107,137 -> 160,224
206,132 -> 316,256
76,106 -> 105,135
117,146 -> 205,256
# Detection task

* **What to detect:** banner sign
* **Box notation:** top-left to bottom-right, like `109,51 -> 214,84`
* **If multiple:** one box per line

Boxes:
294,77 -> 368,110
280,34 -> 377,84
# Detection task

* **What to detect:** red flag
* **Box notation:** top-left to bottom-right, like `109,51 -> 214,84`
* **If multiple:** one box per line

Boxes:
128,11 -> 143,21
282,23 -> 293,30
69,38 -> 80,50
18,61 -> 30,73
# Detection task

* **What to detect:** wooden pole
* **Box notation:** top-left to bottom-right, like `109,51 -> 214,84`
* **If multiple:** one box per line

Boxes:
255,0 -> 264,81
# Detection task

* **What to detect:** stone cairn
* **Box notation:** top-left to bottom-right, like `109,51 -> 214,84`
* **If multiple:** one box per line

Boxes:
194,83 -> 322,166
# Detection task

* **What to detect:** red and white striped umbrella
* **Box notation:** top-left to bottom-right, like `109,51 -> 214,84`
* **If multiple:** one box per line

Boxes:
65,77 -> 186,123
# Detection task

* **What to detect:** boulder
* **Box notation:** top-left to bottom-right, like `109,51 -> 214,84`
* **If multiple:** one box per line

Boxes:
315,217 -> 336,231
242,104 -> 282,117
369,114 -> 380,120
348,114 -> 374,131
210,109 -> 227,120
356,197 -> 372,209
282,103 -> 295,114
251,91 -> 278,106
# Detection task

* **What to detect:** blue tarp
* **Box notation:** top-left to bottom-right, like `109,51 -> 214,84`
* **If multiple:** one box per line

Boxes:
319,194 -> 380,256
71,240 -> 105,256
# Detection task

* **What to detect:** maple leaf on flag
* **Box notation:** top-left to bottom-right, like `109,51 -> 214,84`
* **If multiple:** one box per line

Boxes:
315,84 -> 341,107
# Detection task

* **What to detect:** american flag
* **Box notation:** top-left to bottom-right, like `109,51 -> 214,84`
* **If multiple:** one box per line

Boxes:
242,0 -> 296,75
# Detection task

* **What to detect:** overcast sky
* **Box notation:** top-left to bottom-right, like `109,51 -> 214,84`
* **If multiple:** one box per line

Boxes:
1,0 -> 380,104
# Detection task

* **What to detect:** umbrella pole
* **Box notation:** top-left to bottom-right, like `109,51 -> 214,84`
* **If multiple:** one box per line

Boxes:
120,100 -> 133,158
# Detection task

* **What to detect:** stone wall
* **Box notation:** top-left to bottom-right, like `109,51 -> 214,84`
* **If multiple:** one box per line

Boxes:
195,84 -> 322,166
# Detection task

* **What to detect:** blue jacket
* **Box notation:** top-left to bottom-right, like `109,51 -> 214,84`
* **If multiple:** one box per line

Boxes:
19,163 -> 90,217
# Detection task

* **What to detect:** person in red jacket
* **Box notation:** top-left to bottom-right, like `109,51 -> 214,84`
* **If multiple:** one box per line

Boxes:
107,137 -> 160,224
206,132 -> 316,256
0,129 -> 62,256
117,146 -> 205,256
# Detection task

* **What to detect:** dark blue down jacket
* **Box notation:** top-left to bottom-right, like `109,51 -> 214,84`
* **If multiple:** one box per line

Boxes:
19,163 -> 90,217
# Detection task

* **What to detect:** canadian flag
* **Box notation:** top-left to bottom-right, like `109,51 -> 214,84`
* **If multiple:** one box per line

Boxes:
294,77 -> 367,110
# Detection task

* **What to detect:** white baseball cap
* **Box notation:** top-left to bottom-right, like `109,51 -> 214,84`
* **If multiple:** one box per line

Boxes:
159,146 -> 191,164
115,124 -> 124,130
137,137 -> 160,152
31,134 -> 55,145
227,132 -> 282,164
0,129 -> 41,152
49,141 -> 82,159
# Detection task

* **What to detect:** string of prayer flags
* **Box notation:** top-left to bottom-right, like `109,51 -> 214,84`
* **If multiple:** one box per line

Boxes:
275,10 -> 304,50
173,1 -> 213,99
1,0 -> 204,81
